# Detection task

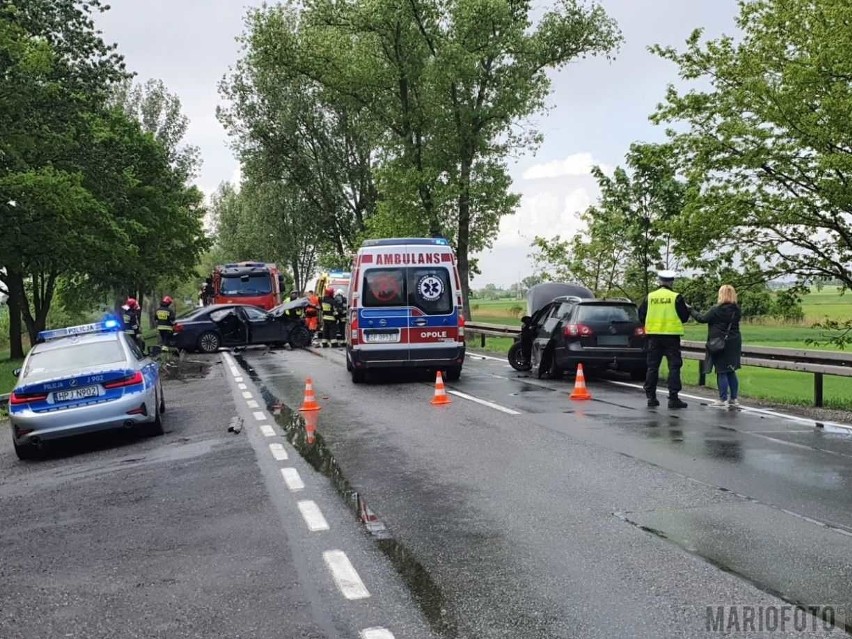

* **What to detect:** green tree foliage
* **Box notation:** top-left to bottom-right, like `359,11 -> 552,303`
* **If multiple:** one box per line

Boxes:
221,0 -> 622,318
652,0 -> 852,288
0,1 -> 207,352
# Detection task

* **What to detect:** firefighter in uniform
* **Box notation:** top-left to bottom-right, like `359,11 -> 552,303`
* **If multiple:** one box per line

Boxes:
638,270 -> 692,409
121,297 -> 143,351
156,296 -> 176,347
332,289 -> 347,346
320,287 -> 336,347
305,290 -> 320,336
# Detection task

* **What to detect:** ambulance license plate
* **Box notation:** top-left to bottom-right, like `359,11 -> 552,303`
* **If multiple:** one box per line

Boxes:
365,331 -> 400,343
54,386 -> 99,402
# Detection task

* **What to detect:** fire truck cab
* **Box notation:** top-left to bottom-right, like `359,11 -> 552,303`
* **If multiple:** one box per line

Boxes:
212,262 -> 284,311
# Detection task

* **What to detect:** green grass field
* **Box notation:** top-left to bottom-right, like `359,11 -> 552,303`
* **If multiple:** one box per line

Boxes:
468,289 -> 852,410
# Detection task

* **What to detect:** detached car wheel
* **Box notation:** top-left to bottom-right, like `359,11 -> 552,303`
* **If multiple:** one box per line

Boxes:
508,342 -> 531,371
198,331 -> 220,353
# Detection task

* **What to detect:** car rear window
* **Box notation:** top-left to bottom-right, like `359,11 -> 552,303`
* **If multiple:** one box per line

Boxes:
408,267 -> 452,314
362,267 -> 453,314
577,304 -> 638,323
24,341 -> 126,379
363,268 -> 406,307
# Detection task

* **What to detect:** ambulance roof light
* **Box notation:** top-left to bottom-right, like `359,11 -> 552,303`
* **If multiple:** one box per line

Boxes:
361,238 -> 450,247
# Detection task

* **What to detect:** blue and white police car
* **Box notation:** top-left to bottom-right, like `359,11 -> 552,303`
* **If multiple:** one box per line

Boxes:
8,320 -> 165,460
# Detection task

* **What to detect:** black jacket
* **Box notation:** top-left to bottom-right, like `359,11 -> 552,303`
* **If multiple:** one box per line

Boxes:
156,304 -> 175,330
692,302 -> 742,372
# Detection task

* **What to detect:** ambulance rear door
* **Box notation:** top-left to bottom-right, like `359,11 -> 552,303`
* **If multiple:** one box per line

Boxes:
358,265 -> 411,365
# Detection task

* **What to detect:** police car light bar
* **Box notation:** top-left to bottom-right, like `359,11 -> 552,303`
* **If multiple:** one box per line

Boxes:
37,319 -> 121,342
361,238 -> 450,247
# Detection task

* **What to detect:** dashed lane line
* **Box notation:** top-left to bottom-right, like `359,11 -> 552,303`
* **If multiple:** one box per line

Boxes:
235,377 -> 244,383
238,383 -> 247,390
297,500 -> 330,532
360,628 -> 395,639
447,389 -> 522,415
260,424 -> 276,437
323,550 -> 370,600
269,443 -> 288,461
247,399 -> 260,409
253,411 -> 267,421
281,468 -> 305,491
241,391 -> 252,399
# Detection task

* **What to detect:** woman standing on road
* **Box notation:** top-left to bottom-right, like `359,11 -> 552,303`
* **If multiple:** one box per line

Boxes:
691,285 -> 743,408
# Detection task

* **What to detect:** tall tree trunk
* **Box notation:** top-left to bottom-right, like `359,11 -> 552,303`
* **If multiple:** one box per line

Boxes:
19,269 -> 58,345
457,154 -> 473,320
5,271 -> 25,359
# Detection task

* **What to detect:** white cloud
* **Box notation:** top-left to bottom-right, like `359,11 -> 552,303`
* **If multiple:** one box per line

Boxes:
494,186 -> 594,249
521,153 -> 611,180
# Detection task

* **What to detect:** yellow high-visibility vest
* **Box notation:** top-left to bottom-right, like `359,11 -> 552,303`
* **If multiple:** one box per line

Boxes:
644,287 -> 684,335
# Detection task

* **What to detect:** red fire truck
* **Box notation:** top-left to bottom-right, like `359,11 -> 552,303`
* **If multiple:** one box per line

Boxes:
211,262 -> 284,310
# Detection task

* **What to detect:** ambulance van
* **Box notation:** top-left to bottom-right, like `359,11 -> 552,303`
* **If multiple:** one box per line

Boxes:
346,238 -> 466,383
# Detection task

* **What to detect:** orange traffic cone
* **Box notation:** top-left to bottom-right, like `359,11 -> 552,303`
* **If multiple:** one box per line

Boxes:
569,363 -> 593,400
431,370 -> 452,406
299,377 -> 321,411
303,410 -> 318,445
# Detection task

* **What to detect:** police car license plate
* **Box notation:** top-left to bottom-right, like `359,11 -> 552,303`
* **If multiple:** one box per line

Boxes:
54,386 -> 99,402
365,331 -> 400,343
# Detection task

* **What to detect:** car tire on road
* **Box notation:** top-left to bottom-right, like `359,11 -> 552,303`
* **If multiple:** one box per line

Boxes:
198,331 -> 220,353
145,391 -> 165,437
351,368 -> 367,384
444,366 -> 461,382
13,438 -> 38,461
508,342 -> 531,371
159,382 -> 167,414
289,326 -> 312,349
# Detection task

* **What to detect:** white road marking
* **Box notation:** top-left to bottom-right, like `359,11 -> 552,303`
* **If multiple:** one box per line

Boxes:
607,380 -> 852,431
253,411 -> 267,421
360,629 -> 395,639
241,391 -> 252,399
447,390 -> 521,415
281,468 -> 305,491
247,399 -> 260,409
323,550 -> 370,600
229,367 -> 239,376
297,500 -> 330,531
269,443 -> 288,461
235,377 -> 244,383
238,383 -> 247,390
260,424 -> 276,437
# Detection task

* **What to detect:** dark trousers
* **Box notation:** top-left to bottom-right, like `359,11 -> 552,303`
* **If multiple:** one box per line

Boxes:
644,335 -> 683,398
322,320 -> 336,344
158,330 -> 172,346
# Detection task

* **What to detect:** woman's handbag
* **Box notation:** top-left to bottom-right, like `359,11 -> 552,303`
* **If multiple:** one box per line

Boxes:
707,322 -> 732,354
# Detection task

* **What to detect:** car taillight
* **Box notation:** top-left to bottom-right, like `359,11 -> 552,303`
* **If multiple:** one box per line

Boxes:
564,324 -> 593,337
173,323 -> 184,333
9,390 -> 48,405
349,311 -> 359,344
458,310 -> 465,339
103,371 -> 144,389
634,327 -> 646,336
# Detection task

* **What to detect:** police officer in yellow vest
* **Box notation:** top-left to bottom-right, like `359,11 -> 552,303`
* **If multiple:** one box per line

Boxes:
638,270 -> 692,409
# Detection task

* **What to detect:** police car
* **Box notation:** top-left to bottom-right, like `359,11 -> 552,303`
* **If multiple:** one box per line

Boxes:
8,320 -> 165,460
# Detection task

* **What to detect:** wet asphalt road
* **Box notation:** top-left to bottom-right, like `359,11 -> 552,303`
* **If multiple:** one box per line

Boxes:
0,356 -> 436,639
239,346 -> 852,638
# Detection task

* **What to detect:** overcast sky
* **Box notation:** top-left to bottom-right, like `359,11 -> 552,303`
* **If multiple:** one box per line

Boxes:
96,0 -> 739,287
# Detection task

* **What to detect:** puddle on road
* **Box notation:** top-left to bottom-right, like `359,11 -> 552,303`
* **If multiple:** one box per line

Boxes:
158,357 -> 211,381
238,357 -> 459,638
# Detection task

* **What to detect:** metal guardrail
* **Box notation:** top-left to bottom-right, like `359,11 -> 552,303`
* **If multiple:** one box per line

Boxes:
466,322 -> 852,408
